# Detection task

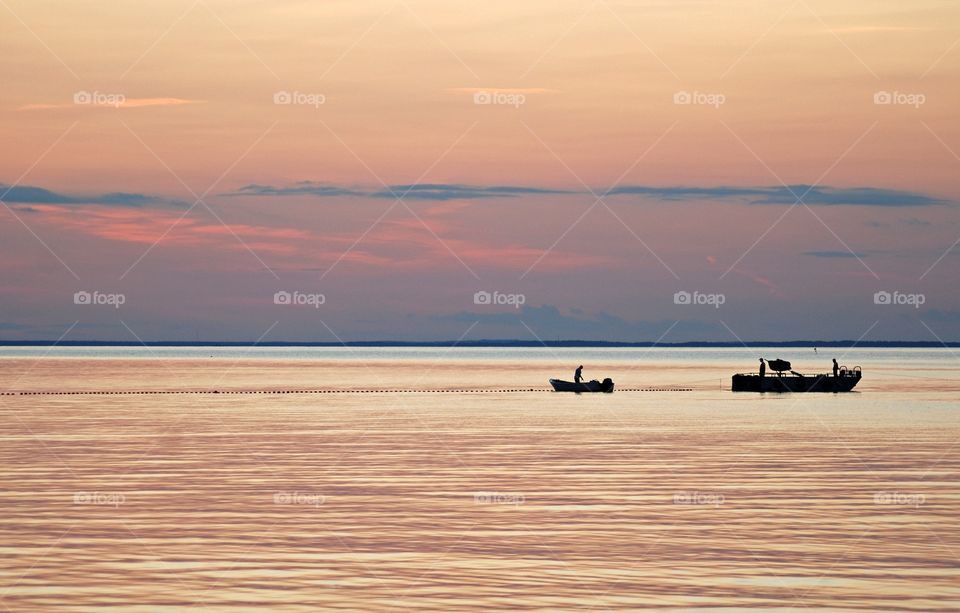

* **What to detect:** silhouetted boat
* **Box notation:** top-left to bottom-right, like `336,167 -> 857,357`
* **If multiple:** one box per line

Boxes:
550,378 -> 614,393
732,364 -> 861,392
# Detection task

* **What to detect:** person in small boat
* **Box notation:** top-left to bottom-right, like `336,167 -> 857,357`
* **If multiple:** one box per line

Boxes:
575,365 -> 584,383
759,358 -> 765,378
832,358 -> 839,378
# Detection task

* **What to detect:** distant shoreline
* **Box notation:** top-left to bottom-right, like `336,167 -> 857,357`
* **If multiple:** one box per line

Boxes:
1,340 -> 957,348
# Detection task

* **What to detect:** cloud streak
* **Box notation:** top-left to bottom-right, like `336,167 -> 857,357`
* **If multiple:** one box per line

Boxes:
231,182 -> 946,207
229,182 -> 574,201
608,185 -> 947,207
5,181 -> 945,210
802,250 -> 869,259
18,98 -> 205,111
0,184 -> 188,208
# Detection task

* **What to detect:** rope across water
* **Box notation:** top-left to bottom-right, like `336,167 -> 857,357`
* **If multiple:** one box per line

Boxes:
1,387 -> 694,396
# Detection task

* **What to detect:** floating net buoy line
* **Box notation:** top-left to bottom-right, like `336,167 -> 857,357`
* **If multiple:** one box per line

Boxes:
1,387 -> 693,396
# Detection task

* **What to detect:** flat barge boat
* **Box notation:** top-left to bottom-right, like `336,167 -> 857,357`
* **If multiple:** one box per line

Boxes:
732,359 -> 862,392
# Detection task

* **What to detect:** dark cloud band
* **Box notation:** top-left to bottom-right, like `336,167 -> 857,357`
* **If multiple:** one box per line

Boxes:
0,184 -> 188,208
231,181 -> 946,207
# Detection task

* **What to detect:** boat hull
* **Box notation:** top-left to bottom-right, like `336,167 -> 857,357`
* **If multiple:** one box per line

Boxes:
732,373 -> 860,393
550,379 -> 614,393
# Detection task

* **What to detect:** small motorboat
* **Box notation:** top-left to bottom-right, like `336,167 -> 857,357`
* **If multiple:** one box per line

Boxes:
732,360 -> 862,393
550,378 -> 615,393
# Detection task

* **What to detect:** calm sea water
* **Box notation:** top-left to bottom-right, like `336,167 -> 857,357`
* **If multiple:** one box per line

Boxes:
1,347 -> 958,611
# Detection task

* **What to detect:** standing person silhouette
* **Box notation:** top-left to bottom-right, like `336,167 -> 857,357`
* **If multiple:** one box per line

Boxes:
832,358 -> 839,378
574,365 -> 584,383
759,358 -> 766,378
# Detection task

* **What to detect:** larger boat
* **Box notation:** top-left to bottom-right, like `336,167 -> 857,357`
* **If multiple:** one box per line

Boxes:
732,359 -> 862,392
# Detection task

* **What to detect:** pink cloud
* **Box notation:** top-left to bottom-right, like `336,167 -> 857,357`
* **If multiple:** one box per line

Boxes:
15,201 -> 619,275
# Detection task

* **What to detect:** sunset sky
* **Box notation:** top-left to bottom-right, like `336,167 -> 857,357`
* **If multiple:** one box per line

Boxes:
1,0 -> 958,342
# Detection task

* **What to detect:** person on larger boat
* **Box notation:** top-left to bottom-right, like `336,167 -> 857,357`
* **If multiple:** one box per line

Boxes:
832,358 -> 839,378
575,365 -> 584,383
759,358 -> 765,378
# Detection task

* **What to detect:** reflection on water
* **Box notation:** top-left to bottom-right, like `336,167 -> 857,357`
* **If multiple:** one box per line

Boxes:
1,348 -> 958,611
